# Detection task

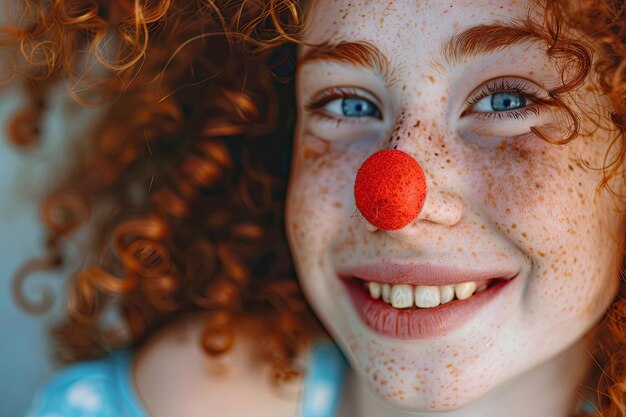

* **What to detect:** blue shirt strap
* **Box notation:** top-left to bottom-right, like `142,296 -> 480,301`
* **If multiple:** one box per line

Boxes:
299,340 -> 348,417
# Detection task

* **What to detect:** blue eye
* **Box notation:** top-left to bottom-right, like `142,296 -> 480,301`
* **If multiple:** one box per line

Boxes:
473,92 -> 528,113
325,97 -> 382,119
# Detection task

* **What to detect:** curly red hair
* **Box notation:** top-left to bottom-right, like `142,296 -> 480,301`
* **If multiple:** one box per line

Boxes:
5,0 -> 626,413
9,0 -> 317,385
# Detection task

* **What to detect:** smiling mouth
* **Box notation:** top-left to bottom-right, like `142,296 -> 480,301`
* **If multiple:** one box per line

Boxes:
357,277 -> 508,309
341,274 -> 520,339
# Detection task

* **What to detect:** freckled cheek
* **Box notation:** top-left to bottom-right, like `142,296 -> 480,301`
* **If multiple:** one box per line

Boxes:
472,154 -> 581,238
467,149 -> 615,300
287,157 -> 357,253
476,160 -> 618,322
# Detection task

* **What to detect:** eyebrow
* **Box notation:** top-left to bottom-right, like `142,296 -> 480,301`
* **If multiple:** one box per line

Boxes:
297,22 -> 545,76
440,22 -> 544,66
297,40 -> 393,82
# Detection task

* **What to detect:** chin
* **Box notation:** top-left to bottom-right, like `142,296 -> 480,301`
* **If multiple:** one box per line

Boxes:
348,338 -> 501,412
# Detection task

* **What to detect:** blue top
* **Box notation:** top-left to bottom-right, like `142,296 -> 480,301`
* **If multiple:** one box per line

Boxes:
24,341 -> 348,417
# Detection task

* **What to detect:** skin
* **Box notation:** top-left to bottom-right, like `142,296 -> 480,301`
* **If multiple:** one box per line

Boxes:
286,0 -> 626,416
133,315 -> 303,417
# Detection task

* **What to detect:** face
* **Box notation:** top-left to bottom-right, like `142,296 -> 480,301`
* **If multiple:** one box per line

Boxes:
286,0 -> 625,412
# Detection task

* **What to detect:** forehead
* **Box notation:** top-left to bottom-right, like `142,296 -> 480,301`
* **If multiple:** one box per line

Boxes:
301,0 -> 537,62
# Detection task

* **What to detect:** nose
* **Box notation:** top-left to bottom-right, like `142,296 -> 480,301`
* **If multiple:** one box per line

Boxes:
354,149 -> 427,230
412,189 -> 463,226
354,149 -> 463,231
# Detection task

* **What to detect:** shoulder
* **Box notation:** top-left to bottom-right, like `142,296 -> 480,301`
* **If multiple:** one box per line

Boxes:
25,355 -> 124,417
133,313 -> 307,417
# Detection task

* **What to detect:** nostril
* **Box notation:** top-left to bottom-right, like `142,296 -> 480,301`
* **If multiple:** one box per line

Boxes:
354,149 -> 427,231
416,190 -> 464,226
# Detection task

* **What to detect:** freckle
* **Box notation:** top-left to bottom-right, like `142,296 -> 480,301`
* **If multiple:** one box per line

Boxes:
440,96 -> 446,102
428,75 -> 436,83
402,84 -> 407,91
522,232 -> 527,238
381,380 -> 388,385
512,223 -> 517,229
505,208 -> 511,214
480,225 -> 486,230
334,202 -> 342,208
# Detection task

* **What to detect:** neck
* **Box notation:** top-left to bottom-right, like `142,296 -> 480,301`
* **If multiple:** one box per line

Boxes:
340,339 -> 593,417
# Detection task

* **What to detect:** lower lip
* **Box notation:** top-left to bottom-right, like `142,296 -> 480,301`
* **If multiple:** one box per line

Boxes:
343,276 -> 518,339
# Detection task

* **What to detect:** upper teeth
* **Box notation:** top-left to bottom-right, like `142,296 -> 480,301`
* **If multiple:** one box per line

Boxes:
367,281 -> 489,309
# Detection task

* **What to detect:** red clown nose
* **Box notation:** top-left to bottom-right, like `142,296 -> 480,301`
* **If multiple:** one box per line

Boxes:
354,149 -> 427,231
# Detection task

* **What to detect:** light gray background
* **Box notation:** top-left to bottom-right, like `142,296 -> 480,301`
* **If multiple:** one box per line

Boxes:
0,79 -> 103,416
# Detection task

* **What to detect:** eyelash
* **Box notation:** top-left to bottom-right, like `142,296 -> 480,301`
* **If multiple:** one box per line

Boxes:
304,87 -> 382,122
305,79 -> 548,122
465,79 -> 546,121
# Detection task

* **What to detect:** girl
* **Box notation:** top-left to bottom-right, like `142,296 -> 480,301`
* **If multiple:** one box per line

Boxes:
9,0 -> 626,416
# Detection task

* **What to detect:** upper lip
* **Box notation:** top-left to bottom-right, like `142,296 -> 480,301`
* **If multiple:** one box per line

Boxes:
337,261 -> 519,286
